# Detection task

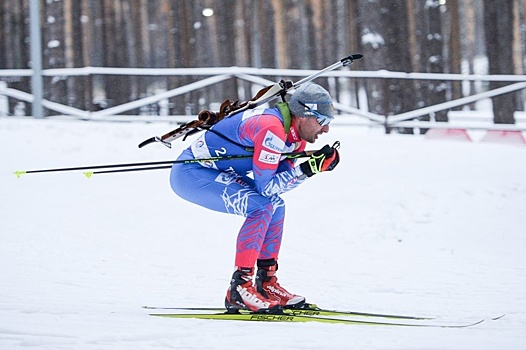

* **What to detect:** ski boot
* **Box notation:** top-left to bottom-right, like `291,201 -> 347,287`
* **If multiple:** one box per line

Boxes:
256,259 -> 306,309
225,267 -> 281,314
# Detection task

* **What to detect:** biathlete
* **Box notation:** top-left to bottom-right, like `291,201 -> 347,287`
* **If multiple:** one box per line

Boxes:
170,83 -> 340,313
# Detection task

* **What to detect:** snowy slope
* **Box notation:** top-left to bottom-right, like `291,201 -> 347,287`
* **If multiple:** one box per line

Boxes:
1,118 -> 525,350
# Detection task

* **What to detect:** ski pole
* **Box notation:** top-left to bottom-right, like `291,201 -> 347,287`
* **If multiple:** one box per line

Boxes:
84,165 -> 174,177
84,150 -> 316,177
14,149 -> 316,178
14,159 -> 177,178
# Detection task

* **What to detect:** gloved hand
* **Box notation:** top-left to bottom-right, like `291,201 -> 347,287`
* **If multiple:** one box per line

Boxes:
299,142 -> 340,177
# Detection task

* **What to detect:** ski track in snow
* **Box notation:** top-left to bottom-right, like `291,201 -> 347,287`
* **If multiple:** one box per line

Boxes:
1,118 -> 525,349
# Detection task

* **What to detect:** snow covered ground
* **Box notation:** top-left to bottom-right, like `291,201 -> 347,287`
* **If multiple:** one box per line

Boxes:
1,117 -> 525,349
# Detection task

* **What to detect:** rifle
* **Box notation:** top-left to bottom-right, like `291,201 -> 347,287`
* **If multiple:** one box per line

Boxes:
138,54 -> 363,149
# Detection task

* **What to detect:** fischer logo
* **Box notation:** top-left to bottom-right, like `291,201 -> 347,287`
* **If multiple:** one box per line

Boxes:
289,310 -> 320,316
237,286 -> 271,309
250,314 -> 294,321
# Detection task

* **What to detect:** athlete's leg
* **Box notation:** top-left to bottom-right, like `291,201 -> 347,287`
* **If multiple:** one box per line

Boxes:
170,160 -> 275,268
257,196 -> 285,261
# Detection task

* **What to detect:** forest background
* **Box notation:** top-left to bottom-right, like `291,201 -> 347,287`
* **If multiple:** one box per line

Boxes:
1,0 -> 525,125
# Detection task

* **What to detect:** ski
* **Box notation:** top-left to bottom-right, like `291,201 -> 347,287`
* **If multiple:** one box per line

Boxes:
142,305 -> 433,320
148,312 -> 484,328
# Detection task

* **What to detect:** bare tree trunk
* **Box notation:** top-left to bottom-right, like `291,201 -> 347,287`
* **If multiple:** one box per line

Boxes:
463,0 -> 477,109
357,0 -> 387,117
211,0 -> 237,104
234,1 -> 251,102
162,0 -> 176,95
512,0 -> 524,111
333,0 -> 357,108
271,0 -> 287,68
521,0 -> 526,110
3,0 -> 27,69
248,0 -> 262,68
1,0 -> 31,115
43,0 -> 67,111
0,2 -> 5,69
447,0 -> 463,108
64,0 -> 86,110
102,0 -> 131,109
80,1 -> 93,111
286,0 -> 307,69
259,2 -> 276,68
346,0 -> 363,110
482,0 -> 517,124
64,0 -> 74,69
334,0 -> 349,59
413,0 -> 447,127
512,0 -> 523,75
321,0 -> 336,66
407,0 -> 418,71
138,0 -> 150,67
121,0 -> 139,102
309,0 -> 324,68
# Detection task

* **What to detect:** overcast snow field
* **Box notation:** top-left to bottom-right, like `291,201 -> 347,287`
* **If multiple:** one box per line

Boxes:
1,117 -> 525,349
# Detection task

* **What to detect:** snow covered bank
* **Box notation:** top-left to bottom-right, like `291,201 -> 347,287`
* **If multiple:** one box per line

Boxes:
1,118 -> 525,349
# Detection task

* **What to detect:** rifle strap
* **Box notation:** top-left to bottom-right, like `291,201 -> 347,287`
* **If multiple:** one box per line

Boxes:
275,102 -> 292,135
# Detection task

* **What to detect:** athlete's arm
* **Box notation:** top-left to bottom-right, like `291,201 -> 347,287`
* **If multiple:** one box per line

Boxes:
241,115 -> 306,197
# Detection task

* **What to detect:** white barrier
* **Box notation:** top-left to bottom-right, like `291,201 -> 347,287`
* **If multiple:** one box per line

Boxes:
0,81 -> 8,116
1,67 -> 526,138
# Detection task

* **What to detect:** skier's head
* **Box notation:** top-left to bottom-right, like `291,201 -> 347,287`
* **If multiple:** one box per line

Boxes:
289,83 -> 334,126
288,83 -> 334,143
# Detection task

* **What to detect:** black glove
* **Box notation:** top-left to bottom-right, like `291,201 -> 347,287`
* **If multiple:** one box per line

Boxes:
299,142 -> 340,177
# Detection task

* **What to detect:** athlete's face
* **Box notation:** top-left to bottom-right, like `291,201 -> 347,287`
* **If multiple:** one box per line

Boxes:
296,116 -> 330,143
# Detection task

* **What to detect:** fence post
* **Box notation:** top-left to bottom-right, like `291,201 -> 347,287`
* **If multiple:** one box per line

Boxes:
0,81 -> 8,116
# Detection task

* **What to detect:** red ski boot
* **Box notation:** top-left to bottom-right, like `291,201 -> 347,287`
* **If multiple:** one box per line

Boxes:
225,267 -> 281,313
256,259 -> 306,308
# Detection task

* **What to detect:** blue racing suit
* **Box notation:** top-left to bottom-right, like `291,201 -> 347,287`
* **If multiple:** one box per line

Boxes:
170,105 -> 308,268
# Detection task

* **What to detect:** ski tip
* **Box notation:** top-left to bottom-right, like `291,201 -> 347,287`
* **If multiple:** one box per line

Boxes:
83,171 -> 94,179
470,319 -> 486,327
13,170 -> 27,178
491,314 -> 506,321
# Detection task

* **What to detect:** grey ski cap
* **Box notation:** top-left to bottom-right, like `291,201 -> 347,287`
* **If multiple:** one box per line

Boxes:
288,83 -> 334,118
